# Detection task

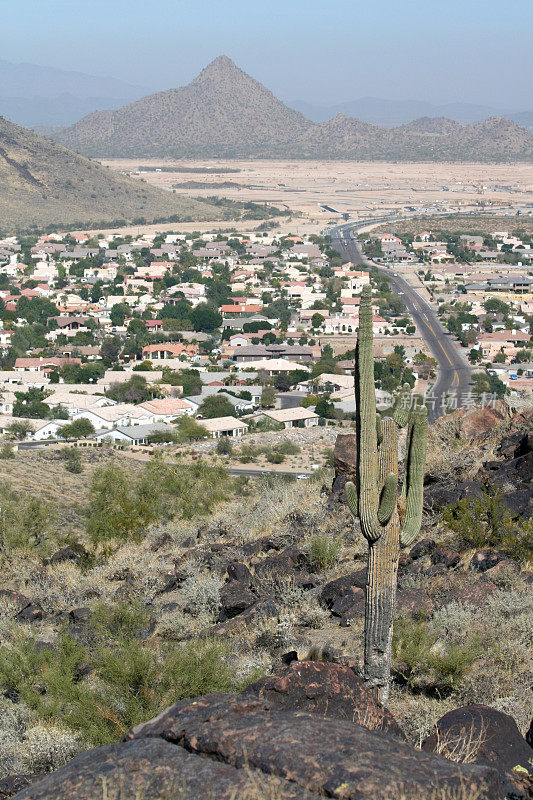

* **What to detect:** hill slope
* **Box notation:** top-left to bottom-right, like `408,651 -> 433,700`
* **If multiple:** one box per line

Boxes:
0,116 -> 222,232
55,55 -> 311,158
54,56 -> 533,161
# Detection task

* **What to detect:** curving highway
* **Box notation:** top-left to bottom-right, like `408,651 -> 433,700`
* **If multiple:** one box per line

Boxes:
329,222 -> 472,421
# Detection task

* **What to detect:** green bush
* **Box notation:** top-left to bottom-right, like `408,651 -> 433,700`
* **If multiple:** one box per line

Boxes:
274,440 -> 300,456
0,444 -> 15,459
0,603 -> 247,748
308,534 -> 341,571
216,437 -> 233,455
0,482 -> 55,554
443,490 -> 533,562
393,617 -> 480,694
266,450 -> 284,464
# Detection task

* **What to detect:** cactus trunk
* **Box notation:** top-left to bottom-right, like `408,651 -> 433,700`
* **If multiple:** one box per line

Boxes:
345,284 -> 427,704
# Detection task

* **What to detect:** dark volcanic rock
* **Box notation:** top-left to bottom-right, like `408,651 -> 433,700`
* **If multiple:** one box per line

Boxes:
11,738 -> 317,800
226,561 -> 251,585
331,587 -> 364,617
241,660 -> 405,739
0,590 -> 31,616
218,580 -> 256,620
124,693 -> 500,800
409,538 -> 437,560
470,549 -> 505,573
431,547 -> 461,569
320,569 -> 367,608
333,433 -> 357,479
423,705 -> 533,798
16,604 -> 43,623
255,544 -> 308,577
44,543 -> 89,567
0,775 -> 44,799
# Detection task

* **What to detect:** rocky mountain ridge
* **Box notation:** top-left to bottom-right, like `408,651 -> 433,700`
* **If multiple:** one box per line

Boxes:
52,56 -> 533,161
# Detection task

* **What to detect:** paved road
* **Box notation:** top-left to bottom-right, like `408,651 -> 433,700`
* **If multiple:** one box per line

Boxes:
329,223 -> 472,421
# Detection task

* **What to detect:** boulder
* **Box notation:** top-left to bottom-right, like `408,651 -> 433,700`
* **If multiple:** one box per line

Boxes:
218,580 -> 256,620
0,775 -> 44,799
457,406 -> 505,438
241,660 -> 405,740
44,543 -> 89,567
0,590 -> 31,615
320,569 -> 367,609
422,705 -> 533,798
331,587 -> 364,617
409,538 -> 437,560
226,562 -> 252,586
255,544 -> 308,577
431,547 -> 461,569
526,718 -> 533,748
16,604 -> 43,623
333,433 -> 357,479
11,738 -> 317,800
123,694 -> 500,800
470,549 -> 504,573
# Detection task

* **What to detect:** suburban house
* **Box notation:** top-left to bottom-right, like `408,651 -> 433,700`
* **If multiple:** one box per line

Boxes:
142,343 -> 199,360
93,423 -> 175,445
72,404 -> 154,430
201,416 -> 249,438
137,398 -> 194,421
253,407 -> 319,429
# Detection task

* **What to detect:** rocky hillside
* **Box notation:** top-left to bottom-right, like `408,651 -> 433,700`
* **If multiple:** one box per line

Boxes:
54,56 -> 312,159
52,56 -> 533,161
0,406 -> 531,799
0,116 -> 223,232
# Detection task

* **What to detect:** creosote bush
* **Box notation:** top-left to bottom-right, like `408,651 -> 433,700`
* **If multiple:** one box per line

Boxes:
87,458 -> 235,546
0,602 -> 252,749
393,616 -> 480,695
308,533 -> 341,572
443,489 -> 533,562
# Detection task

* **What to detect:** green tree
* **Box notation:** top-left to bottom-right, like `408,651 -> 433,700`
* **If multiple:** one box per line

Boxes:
190,303 -> 222,332
59,419 -> 96,439
311,312 -> 325,329
12,388 -> 50,419
198,395 -> 235,419
6,420 -> 34,440
110,303 -> 130,327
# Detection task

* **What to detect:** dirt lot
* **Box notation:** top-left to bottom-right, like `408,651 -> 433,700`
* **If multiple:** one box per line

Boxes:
99,159 -> 533,237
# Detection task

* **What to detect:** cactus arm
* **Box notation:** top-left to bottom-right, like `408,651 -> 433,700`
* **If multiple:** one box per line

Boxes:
392,383 -> 412,428
355,285 -> 381,543
376,413 -> 383,445
345,480 -> 358,518
378,473 -> 398,525
399,405 -> 428,548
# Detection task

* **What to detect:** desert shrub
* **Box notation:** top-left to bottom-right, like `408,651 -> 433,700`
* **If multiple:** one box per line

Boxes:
443,490 -> 533,562
393,617 -> 480,695
216,436 -> 233,455
308,533 -> 341,571
266,450 -> 284,464
274,440 -> 300,456
86,463 -> 160,546
61,447 -> 83,473
0,482 -> 55,554
180,571 -> 223,618
0,607 -> 247,748
0,444 -> 15,460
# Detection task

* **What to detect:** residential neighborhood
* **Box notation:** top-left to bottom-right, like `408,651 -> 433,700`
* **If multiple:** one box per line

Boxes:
0,222 -> 530,448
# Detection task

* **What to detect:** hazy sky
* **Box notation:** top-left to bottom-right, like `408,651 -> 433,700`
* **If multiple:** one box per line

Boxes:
2,0 -> 532,108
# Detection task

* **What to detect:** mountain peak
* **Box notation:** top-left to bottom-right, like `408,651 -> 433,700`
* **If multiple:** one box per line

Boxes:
194,55 -> 242,82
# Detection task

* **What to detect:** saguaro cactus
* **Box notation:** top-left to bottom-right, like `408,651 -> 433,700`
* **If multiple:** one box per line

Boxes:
345,284 -> 427,704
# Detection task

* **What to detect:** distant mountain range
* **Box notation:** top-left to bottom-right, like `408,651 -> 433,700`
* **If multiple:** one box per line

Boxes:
0,116 -> 220,232
289,98 -> 533,130
51,56 -> 533,162
0,59 -> 145,127
1,56 -> 531,137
